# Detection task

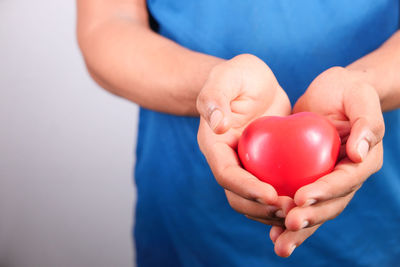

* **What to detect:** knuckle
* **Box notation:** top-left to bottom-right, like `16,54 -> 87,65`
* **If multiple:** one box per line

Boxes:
196,124 -> 209,155
196,129 -> 203,147
214,166 -> 230,188
375,119 -> 385,140
234,53 -> 256,61
373,159 -> 383,174
368,117 -> 385,143
196,91 -> 208,111
376,155 -> 384,171
356,117 -> 383,143
327,211 -> 341,222
348,182 -> 360,193
225,193 -> 236,208
327,66 -> 347,76
374,147 -> 384,173
359,86 -> 385,141
315,179 -> 334,200
334,168 -> 360,196
196,136 -> 205,154
214,166 -> 261,202
225,192 -> 244,214
242,190 -> 258,202
305,210 -> 318,226
208,64 -> 230,82
196,131 -> 202,147
318,67 -> 347,84
214,173 -> 227,188
329,202 -> 349,221
307,209 -> 328,227
228,201 -> 242,214
240,179 -> 260,201
231,206 -> 242,214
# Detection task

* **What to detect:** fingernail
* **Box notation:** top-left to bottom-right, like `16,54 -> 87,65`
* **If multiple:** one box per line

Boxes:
303,199 -> 316,207
289,244 -> 296,256
275,210 -> 285,218
301,220 -> 309,229
357,139 -> 370,161
209,109 -> 223,130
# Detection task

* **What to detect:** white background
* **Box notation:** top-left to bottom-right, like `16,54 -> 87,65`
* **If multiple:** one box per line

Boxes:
0,1 -> 137,266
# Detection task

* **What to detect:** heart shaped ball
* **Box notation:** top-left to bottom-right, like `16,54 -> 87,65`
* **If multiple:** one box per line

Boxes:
238,112 -> 341,198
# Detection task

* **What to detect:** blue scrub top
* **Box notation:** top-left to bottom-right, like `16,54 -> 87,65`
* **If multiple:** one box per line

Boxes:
134,1 -> 400,266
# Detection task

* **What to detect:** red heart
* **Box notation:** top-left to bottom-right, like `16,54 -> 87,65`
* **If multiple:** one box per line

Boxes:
238,112 -> 341,198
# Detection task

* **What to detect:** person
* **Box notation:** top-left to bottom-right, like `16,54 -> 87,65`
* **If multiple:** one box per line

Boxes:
77,0 -> 400,266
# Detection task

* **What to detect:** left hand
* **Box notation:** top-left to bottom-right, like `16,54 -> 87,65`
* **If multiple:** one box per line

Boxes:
270,67 -> 385,257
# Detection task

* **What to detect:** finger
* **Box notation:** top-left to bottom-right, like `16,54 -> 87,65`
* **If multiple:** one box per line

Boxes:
294,142 -> 382,206
338,144 -> 347,161
344,83 -> 385,162
286,189 -> 357,231
245,215 -> 284,226
274,225 -> 320,258
274,196 -> 297,218
202,137 -> 278,205
270,226 -> 285,244
225,190 -> 280,219
331,119 -> 351,139
196,64 -> 241,134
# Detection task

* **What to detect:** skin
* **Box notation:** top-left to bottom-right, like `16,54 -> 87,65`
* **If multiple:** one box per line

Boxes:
196,54 -> 294,227
77,0 -> 223,115
198,33 -> 400,257
268,32 -> 400,256
78,0 -> 400,259
271,67 -> 385,257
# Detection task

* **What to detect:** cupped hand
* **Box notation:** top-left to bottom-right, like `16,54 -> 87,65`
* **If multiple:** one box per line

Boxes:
197,54 -> 293,226
270,66 -> 385,257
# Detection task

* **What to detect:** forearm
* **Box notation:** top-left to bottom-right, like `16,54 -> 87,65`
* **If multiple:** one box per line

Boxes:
78,10 -> 222,115
347,30 -> 400,111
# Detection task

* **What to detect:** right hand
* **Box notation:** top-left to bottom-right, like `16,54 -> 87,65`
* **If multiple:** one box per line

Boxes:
197,54 -> 294,226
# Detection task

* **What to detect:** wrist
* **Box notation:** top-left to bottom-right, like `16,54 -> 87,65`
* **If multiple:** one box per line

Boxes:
345,31 -> 400,111
345,65 -> 388,110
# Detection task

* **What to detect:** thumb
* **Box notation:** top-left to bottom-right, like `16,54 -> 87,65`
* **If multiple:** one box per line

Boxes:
196,89 -> 232,134
345,84 -> 385,163
196,70 -> 238,134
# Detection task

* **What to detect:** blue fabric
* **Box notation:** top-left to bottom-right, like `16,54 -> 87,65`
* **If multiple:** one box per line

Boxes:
134,1 -> 400,266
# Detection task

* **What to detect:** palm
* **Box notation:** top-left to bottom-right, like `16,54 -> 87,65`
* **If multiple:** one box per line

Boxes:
197,54 -> 294,227
293,71 -> 351,158
270,67 -> 384,258
198,86 -> 292,227
207,88 -> 291,149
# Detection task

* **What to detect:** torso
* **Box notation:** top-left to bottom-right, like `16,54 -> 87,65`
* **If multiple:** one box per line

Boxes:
134,1 -> 400,266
